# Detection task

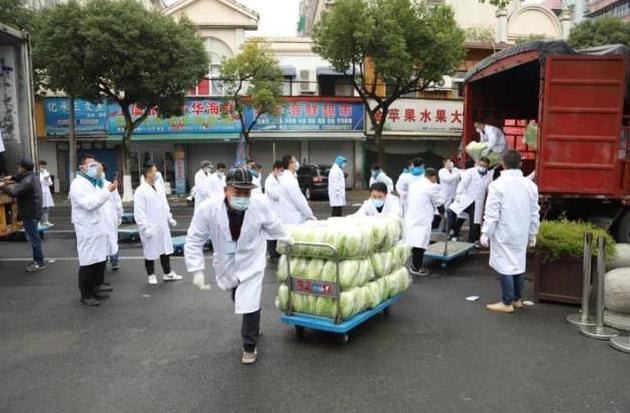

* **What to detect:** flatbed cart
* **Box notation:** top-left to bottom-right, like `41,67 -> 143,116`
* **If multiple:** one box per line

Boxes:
121,211 -> 135,224
424,213 -> 476,268
172,235 -> 187,255
118,225 -> 140,242
280,241 -> 403,344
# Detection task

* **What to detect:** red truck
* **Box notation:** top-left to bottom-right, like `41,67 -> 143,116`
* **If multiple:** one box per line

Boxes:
462,41 -> 630,243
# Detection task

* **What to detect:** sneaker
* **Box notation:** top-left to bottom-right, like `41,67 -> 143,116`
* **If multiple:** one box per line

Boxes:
95,284 -> 113,293
111,262 -> 120,272
486,302 -> 515,313
43,221 -> 54,227
408,266 -> 430,277
513,299 -> 524,309
241,348 -> 258,365
162,272 -> 183,281
94,292 -> 110,300
26,263 -> 45,272
148,274 -> 158,285
81,298 -> 100,307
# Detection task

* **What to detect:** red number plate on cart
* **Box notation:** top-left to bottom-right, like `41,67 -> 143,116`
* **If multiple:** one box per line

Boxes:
291,278 -> 338,297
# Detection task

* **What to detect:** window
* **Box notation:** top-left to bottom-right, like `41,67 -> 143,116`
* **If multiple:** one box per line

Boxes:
204,37 -> 234,97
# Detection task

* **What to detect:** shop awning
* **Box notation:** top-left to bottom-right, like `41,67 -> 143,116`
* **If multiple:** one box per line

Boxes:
280,66 -> 297,77
316,66 -> 353,77
106,133 -> 241,143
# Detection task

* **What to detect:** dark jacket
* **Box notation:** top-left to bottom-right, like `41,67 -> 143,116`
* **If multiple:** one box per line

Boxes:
2,171 -> 42,220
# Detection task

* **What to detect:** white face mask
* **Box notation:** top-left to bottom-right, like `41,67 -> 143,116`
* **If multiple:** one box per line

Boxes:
295,161 -> 300,171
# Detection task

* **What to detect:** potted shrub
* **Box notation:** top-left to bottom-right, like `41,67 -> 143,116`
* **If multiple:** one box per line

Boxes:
534,219 -> 616,304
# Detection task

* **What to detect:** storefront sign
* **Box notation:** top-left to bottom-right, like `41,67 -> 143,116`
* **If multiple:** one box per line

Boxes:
249,100 -> 364,132
366,99 -> 463,136
108,98 -> 242,135
44,97 -> 109,136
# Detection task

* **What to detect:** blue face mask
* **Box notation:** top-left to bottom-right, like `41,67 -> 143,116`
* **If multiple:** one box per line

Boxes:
371,198 -> 385,209
250,169 -> 259,178
372,170 -> 380,179
411,166 -> 425,176
86,165 -> 98,178
229,196 -> 250,211
478,166 -> 488,175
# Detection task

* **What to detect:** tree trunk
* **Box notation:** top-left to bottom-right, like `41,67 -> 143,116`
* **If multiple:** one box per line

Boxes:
68,96 -> 77,187
375,130 -> 386,169
121,126 -> 133,202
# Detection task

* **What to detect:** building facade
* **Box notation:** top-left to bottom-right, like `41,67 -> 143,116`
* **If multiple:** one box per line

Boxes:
587,0 -> 630,21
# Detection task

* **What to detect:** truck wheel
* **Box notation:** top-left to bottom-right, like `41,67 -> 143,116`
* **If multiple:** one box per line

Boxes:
616,210 -> 630,244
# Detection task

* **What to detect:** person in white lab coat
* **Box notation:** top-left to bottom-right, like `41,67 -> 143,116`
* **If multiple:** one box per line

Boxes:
480,150 -> 540,313
69,154 -> 118,307
277,154 -> 316,224
38,160 -> 55,226
207,162 -> 226,198
265,160 -> 284,260
185,167 -> 289,365
246,159 -> 263,196
400,158 -> 426,215
447,157 -> 493,243
193,160 -> 213,210
474,121 -> 507,158
354,182 -> 401,217
134,161 -> 182,285
433,158 -> 462,230
404,168 -> 444,276
101,163 -> 123,272
328,155 -> 347,216
369,163 -> 394,193
395,161 -> 413,214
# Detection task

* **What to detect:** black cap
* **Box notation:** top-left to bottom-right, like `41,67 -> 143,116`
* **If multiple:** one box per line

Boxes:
20,158 -> 34,170
225,167 -> 258,189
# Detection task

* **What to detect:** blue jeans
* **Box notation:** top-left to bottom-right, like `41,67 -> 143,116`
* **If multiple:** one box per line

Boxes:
23,219 -> 44,265
499,273 -> 524,305
109,252 -> 119,267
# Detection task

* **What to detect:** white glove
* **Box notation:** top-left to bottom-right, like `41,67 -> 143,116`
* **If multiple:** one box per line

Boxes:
528,236 -> 537,248
480,234 -> 489,248
193,270 -> 211,290
169,218 -> 177,227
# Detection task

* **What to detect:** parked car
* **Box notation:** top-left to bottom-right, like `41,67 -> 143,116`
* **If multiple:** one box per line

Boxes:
297,164 -> 331,200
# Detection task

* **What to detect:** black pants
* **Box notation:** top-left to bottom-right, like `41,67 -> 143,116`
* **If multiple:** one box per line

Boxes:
267,240 -> 280,259
78,261 -> 106,299
145,254 -> 171,275
447,203 -> 480,243
231,287 -> 261,352
493,164 -> 503,180
412,247 -> 425,270
331,206 -> 343,217
432,205 -> 446,230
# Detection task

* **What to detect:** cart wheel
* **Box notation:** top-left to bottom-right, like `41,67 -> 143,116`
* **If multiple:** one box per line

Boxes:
383,307 -> 391,317
338,333 -> 349,345
295,326 -> 306,339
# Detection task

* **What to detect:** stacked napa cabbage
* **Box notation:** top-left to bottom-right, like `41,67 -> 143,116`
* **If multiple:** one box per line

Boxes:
465,141 -> 499,167
275,215 -> 411,321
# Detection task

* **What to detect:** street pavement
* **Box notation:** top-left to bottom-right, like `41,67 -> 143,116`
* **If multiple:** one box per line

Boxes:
1,198 -> 629,412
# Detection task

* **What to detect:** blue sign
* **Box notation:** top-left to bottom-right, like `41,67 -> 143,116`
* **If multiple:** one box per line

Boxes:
248,100 -> 364,132
44,97 -> 108,136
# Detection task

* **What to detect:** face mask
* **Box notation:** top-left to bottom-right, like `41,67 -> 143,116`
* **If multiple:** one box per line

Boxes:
371,170 -> 380,179
371,198 -> 385,209
478,166 -> 488,175
229,196 -> 250,211
86,165 -> 98,178
411,166 -> 424,176
446,161 -> 454,170
250,169 -> 259,178
340,162 -> 346,169
203,167 -> 210,174
217,171 -> 225,178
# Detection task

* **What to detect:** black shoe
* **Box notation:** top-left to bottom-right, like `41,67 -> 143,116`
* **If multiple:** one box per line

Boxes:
26,263 -> 45,272
81,298 -> 100,307
93,292 -> 110,300
95,284 -> 113,293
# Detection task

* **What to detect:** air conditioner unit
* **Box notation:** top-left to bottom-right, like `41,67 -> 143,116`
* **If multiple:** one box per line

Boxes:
299,70 -> 317,94
427,76 -> 453,91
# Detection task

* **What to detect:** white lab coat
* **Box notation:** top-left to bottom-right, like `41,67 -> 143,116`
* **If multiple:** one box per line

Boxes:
369,172 -> 394,193
449,168 -> 492,224
355,194 -> 401,217
397,173 -> 423,215
438,167 -> 461,210
103,179 -> 123,256
404,177 -> 444,249
328,163 -> 346,207
69,175 -> 111,266
480,124 -> 507,156
134,181 -> 174,260
277,171 -> 313,225
252,174 -> 263,195
207,172 -> 225,198
185,195 -> 287,314
482,169 -> 540,275
39,169 -> 54,208
194,169 -> 212,209
264,172 -> 283,240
